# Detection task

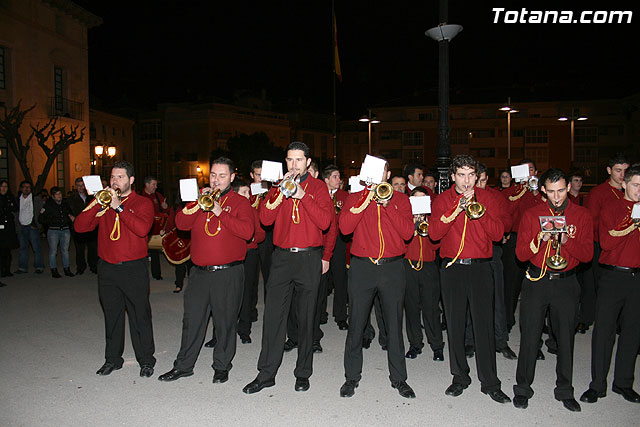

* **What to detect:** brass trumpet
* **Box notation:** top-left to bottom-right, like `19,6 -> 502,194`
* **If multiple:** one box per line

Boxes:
280,174 -> 300,198
415,215 -> 429,237
546,234 -> 568,270
527,176 -> 539,191
459,187 -> 485,219
95,188 -> 121,207
372,182 -> 393,204
333,192 -> 342,214
198,189 -> 221,211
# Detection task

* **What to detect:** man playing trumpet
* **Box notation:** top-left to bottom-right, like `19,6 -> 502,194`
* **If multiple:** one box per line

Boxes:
514,168 -> 593,412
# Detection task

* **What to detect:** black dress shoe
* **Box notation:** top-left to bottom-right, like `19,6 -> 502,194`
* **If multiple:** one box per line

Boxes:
212,370 -> 229,384
312,341 -> 323,353
612,385 -> 640,403
283,339 -> 297,352
497,345 -> 518,360
340,380 -> 359,397
173,286 -> 182,293
35,268 -> 44,274
240,334 -> 252,344
140,365 -> 154,378
64,268 -> 75,277
204,337 -> 217,348
484,389 -> 511,404
575,323 -> 589,334
580,388 -> 606,403
14,269 -> 27,274
158,368 -> 194,382
243,378 -> 275,394
362,337 -> 372,349
561,398 -> 581,412
96,362 -> 121,376
445,383 -> 467,397
76,268 -> 85,275
381,344 -> 388,351
51,268 -> 62,279
337,320 -> 349,330
295,377 -> 310,392
433,349 -> 444,361
405,347 -> 422,359
391,381 -> 416,398
513,395 -> 529,409
0,281 -> 6,287
547,346 -> 558,355
90,268 -> 98,274
465,345 -> 475,358
320,313 -> 328,325
536,349 -> 545,360
153,276 -> 163,280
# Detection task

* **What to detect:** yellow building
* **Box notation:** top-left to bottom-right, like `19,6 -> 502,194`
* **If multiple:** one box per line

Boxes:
0,0 -> 101,191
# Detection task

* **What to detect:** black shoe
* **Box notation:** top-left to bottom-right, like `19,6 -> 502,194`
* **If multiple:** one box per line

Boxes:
0,281 -> 6,287
381,344 -> 388,351
90,268 -> 98,274
337,320 -> 349,330
580,388 -> 606,403
547,347 -> 558,355
445,383 -> 468,397
283,339 -> 297,352
15,269 -> 27,274
212,370 -> 229,384
575,323 -> 589,334
158,368 -> 194,382
96,362 -> 121,376
153,276 -> 163,280
497,345 -> 518,360
204,337 -> 217,348
340,380 -> 359,397
243,378 -> 275,394
64,268 -> 75,277
240,334 -> 252,344
313,341 -> 323,353
612,385 -> 640,403
441,320 -> 447,331
295,377 -> 310,392
513,395 -> 529,409
140,365 -> 154,378
405,347 -> 422,359
561,398 -> 581,412
465,345 -> 475,358
391,381 -> 416,398
35,268 -> 44,274
51,268 -> 62,279
484,389 -> 511,404
320,313 -> 328,325
76,268 -> 85,275
173,286 -> 182,293
362,337 -> 372,349
536,349 -> 545,360
433,349 -> 444,361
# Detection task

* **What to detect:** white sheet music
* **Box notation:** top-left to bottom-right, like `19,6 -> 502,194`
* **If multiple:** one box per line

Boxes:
82,175 -> 103,195
179,178 -> 199,201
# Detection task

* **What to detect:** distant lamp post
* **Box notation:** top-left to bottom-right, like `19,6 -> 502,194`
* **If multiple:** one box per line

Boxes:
558,109 -> 588,164
359,109 -> 380,154
196,165 -> 203,186
94,145 -> 116,177
499,97 -> 519,167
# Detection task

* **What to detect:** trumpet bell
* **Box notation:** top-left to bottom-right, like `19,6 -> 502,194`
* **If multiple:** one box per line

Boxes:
416,221 -> 429,237
280,175 -> 300,198
546,254 -> 568,270
95,189 -> 120,207
528,176 -> 539,191
198,189 -> 221,211
465,201 -> 486,219
373,182 -> 393,203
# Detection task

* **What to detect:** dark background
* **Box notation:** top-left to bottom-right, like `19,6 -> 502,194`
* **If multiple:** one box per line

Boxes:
77,0 -> 640,117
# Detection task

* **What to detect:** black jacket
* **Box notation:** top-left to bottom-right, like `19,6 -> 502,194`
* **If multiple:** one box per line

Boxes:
39,198 -> 73,229
0,192 -> 18,249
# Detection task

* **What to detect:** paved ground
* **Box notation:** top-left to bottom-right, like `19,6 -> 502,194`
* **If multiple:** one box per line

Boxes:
0,251 -> 638,427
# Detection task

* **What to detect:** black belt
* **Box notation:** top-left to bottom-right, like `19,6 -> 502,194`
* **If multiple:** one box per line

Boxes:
600,264 -> 639,275
443,257 -> 491,265
275,246 -> 322,253
527,264 -> 576,280
196,260 -> 243,272
48,226 -> 69,230
352,255 -> 403,265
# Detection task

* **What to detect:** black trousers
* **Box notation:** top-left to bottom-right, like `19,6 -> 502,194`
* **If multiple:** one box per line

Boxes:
257,248 -> 322,381
578,242 -> 600,326
502,233 -> 527,330
257,230 -> 274,296
149,249 -> 162,279
331,235 -> 349,322
441,262 -> 501,393
97,257 -> 155,367
404,260 -> 444,351
174,264 -> 244,372
514,274 -> 580,400
287,272 -> 327,343
238,249 -> 260,337
174,260 -> 193,287
344,257 -> 407,383
74,234 -> 97,272
363,294 -> 387,347
0,247 -> 12,276
589,269 -> 640,392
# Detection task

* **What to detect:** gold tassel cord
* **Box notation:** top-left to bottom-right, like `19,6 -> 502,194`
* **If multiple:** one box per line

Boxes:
204,196 -> 228,237
608,223 -> 637,237
265,191 -> 284,210
109,214 -> 121,241
445,215 -> 468,269
368,204 -> 386,265
525,240 -> 552,282
409,236 -> 423,271
349,190 -> 374,214
509,186 -> 527,202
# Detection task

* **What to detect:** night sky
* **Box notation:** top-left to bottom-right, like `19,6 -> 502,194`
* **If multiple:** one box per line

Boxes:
77,1 -> 640,117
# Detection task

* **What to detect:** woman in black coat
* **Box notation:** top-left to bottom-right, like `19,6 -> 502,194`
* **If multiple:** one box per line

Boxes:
0,179 -> 19,281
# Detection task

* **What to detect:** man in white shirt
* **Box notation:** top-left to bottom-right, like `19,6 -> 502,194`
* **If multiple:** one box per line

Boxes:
16,181 -> 44,274
405,164 -> 424,192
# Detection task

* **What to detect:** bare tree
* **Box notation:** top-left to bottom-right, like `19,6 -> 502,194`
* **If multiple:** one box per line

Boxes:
0,101 -> 85,193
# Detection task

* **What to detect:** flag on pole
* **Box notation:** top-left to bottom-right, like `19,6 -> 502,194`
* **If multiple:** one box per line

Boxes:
333,11 -> 342,82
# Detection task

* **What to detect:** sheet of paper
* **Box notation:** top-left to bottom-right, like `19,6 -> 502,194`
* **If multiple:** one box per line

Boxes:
250,182 -> 269,195
632,203 -> 640,219
358,155 -> 386,184
349,176 -> 365,193
260,160 -> 283,182
410,195 -> 431,215
179,178 -> 199,202
510,164 -> 529,182
82,175 -> 103,195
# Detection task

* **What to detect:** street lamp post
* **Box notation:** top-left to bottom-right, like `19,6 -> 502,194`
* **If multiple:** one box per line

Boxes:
94,144 -> 117,178
359,109 -> 380,155
558,108 -> 588,165
499,97 -> 519,167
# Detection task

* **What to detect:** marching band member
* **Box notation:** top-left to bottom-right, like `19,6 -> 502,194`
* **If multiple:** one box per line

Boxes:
339,160 -> 416,399
244,142 -> 332,394
74,161 -> 156,378
429,155 -> 510,403
581,164 -> 640,404
139,175 -> 168,281
250,160 -> 273,307
513,168 -> 593,412
158,157 -> 254,384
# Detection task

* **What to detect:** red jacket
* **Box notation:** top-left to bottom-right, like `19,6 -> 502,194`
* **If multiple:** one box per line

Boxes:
74,191 -> 153,264
248,207 -> 266,250
585,181 -> 625,242
405,233 -> 439,263
139,190 -> 167,214
598,198 -> 640,268
485,185 -> 512,234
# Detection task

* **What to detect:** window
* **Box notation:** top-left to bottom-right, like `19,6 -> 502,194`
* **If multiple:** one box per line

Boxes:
524,148 -> 549,165
0,137 -> 8,180
403,149 -> 423,162
418,112 -> 434,121
402,131 -> 423,147
122,128 -> 126,137
89,124 -> 96,139
0,46 -> 6,89
575,148 -> 598,163
469,129 -> 495,138
598,126 -> 623,137
525,129 -> 548,144
112,127 -> 116,137
380,130 -> 402,140
139,121 -> 162,140
56,152 -> 66,190
575,127 -> 598,144
54,67 -> 63,113
470,148 -> 495,158
451,129 -> 470,145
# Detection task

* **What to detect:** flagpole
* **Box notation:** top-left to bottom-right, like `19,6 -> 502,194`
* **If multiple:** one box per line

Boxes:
332,0 -> 337,165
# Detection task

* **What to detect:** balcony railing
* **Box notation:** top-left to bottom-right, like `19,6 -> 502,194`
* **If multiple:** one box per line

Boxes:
48,97 -> 83,120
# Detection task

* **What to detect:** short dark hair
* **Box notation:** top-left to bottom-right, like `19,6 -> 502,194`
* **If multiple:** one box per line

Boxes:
391,174 -> 406,184
250,160 -> 262,174
410,187 -> 428,196
405,163 -> 424,178
50,186 -> 62,196
322,164 -> 339,180
449,155 -> 477,176
75,177 -> 83,184
113,160 -> 135,178
520,158 -> 537,172
231,178 -> 249,192
540,168 -> 568,187
499,169 -> 512,177
287,141 -> 310,158
308,160 -> 319,172
608,152 -> 631,169
424,172 -> 436,181
568,169 -> 584,180
144,175 -> 157,184
624,164 -> 640,184
210,156 -> 235,174
19,180 -> 32,188
476,162 -> 488,176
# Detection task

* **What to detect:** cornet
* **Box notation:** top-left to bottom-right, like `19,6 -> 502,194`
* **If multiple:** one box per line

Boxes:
198,189 -> 221,211
459,186 -> 485,219
95,188 -> 121,207
546,233 -> 568,270
372,182 -> 393,204
415,215 -> 429,237
527,176 -> 539,191
280,174 -> 300,198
